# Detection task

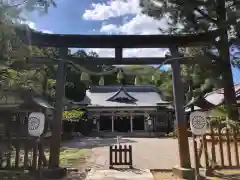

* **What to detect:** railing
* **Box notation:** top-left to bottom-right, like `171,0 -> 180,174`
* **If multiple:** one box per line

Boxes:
109,145 -> 133,168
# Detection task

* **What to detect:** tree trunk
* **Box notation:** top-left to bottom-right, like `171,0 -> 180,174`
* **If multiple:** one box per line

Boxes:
218,0 -> 239,121
188,80 -> 194,112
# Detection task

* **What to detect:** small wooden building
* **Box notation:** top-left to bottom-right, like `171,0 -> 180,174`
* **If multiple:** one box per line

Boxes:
0,89 -> 54,138
0,89 -> 54,171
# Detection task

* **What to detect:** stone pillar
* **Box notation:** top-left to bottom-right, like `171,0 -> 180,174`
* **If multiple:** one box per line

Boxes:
112,115 -> 114,132
130,115 -> 133,132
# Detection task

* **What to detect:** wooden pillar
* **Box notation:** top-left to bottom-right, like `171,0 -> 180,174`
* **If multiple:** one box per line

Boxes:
130,115 -> 133,132
170,46 -> 191,169
97,119 -> 100,132
111,115 -> 114,132
115,47 -> 122,63
144,113 -> 149,132
153,115 -> 156,132
49,48 -> 67,168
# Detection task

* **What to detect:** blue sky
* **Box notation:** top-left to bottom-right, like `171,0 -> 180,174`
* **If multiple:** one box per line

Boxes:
24,0 -> 240,83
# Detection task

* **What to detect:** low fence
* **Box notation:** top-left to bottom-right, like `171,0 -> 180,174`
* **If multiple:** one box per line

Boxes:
193,120 -> 240,174
109,145 -> 133,168
0,137 -> 49,171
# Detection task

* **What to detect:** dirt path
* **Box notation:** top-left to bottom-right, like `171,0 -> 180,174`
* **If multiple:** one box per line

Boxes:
84,137 -> 191,170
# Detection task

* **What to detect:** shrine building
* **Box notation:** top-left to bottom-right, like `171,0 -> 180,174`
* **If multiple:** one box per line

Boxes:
80,85 -> 174,135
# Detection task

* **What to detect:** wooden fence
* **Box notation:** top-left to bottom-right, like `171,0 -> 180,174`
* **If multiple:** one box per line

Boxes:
109,145 -> 133,168
0,113 -> 50,173
193,121 -> 240,174
0,137 -> 49,171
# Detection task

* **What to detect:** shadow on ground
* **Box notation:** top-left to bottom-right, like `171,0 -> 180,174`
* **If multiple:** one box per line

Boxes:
211,172 -> 240,180
61,137 -> 136,149
110,168 -> 148,175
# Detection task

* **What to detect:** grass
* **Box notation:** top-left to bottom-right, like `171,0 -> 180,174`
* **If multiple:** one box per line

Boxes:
59,148 -> 90,168
0,147 -> 90,180
29,147 -> 90,168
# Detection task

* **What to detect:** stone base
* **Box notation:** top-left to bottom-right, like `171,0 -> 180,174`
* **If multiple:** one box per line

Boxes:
201,168 -> 213,177
172,165 -> 194,180
41,167 -> 67,179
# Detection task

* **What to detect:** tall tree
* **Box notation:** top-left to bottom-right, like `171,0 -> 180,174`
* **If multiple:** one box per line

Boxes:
140,0 -> 240,120
0,0 -> 57,96
180,47 -> 222,101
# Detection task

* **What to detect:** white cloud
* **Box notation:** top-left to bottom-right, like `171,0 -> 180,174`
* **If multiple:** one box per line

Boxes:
100,24 -> 119,34
86,48 -> 170,69
41,30 -> 53,34
83,0 -> 170,70
89,13 -> 169,58
24,21 -> 53,34
27,21 -> 36,29
86,48 -> 168,58
83,0 -> 140,20
100,14 -> 168,35
86,48 -> 114,57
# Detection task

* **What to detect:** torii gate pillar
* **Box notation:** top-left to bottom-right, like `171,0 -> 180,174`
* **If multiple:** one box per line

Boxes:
170,47 -> 194,179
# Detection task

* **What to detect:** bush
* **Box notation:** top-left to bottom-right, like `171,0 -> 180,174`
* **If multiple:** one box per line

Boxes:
165,131 -> 177,138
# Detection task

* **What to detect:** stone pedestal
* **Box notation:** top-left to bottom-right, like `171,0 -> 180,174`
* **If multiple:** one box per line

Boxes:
172,165 -> 194,180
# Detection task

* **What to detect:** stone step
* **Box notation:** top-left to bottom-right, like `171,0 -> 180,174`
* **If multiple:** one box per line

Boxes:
89,132 -> 166,138
85,169 -> 155,180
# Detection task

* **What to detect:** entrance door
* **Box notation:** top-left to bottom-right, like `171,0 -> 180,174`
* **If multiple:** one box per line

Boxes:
114,117 -> 130,132
133,115 -> 145,131
99,116 -> 112,131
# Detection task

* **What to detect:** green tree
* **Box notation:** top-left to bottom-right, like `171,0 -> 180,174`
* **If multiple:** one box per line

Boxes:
180,47 -> 222,102
0,0 -> 57,97
140,0 -> 239,120
65,50 -> 106,102
120,65 -> 173,100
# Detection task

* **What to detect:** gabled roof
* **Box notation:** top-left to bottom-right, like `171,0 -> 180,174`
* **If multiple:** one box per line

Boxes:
80,85 -> 170,108
106,86 -> 137,102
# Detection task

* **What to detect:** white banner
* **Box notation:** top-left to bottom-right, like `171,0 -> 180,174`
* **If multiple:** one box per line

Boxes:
28,112 -> 45,137
148,120 -> 152,125
190,111 -> 207,135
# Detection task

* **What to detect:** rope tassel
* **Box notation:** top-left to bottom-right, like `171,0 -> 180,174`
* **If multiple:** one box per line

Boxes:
80,72 -> 90,81
99,76 -> 104,86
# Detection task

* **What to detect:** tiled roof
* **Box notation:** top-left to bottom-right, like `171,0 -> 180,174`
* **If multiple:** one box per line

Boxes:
89,85 -> 162,93
184,83 -> 240,111
204,83 -> 240,105
80,85 -> 170,108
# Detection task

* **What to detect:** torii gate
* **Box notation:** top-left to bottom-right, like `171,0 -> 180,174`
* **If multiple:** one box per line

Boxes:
16,27 -> 221,179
